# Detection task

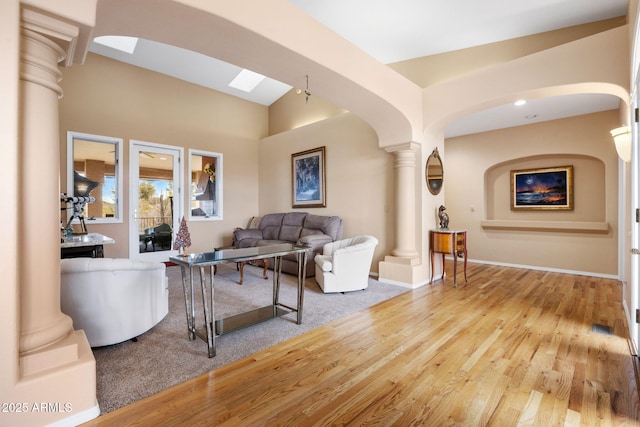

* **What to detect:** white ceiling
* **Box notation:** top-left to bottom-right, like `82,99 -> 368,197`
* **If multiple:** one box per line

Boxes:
445,94 -> 622,138
89,0 -> 628,137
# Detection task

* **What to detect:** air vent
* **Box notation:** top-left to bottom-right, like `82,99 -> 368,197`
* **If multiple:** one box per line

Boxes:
592,323 -> 613,335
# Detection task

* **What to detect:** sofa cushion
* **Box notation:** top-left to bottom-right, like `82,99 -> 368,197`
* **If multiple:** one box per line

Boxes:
259,213 -> 285,240
233,228 -> 263,248
298,233 -> 333,251
234,228 -> 262,240
299,228 -> 323,238
279,212 -> 307,242
256,239 -> 290,247
237,238 -> 262,248
302,214 -> 343,241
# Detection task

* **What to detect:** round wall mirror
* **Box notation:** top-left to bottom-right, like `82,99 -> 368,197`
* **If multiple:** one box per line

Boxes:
426,147 -> 443,195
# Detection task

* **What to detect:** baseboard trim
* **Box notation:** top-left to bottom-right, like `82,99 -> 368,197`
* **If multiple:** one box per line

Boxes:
627,339 -> 640,400
457,257 -> 619,280
46,402 -> 100,427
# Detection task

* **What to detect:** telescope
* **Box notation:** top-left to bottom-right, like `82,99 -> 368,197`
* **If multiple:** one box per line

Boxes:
61,172 -> 100,234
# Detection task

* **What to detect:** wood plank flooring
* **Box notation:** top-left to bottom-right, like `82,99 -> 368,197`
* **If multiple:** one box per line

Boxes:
82,262 -> 639,426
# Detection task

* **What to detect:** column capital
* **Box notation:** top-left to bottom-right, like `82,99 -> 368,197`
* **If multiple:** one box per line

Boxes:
384,141 -> 421,154
21,0 -> 97,66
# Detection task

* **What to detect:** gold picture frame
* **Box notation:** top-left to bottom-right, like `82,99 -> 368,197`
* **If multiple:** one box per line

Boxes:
510,165 -> 573,211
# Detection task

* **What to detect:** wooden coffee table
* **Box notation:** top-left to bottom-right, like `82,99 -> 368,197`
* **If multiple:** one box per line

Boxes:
214,246 -> 269,284
237,258 -> 269,284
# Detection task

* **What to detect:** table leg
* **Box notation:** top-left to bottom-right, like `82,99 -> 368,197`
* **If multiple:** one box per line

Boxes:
273,256 -> 282,307
463,247 -> 468,283
454,232 -> 459,287
453,249 -> 458,288
296,251 -> 307,325
429,249 -> 434,283
180,266 -> 195,341
237,260 -> 269,285
199,266 -> 216,358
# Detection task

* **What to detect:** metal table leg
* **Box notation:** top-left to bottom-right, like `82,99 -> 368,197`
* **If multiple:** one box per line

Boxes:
180,266 -> 196,341
273,256 -> 282,307
296,251 -> 308,325
199,265 -> 216,358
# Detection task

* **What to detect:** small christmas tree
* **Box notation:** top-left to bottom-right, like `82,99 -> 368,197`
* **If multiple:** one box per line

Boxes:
173,216 -> 192,255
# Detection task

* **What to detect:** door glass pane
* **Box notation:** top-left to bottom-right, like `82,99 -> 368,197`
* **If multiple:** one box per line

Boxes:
138,151 -> 175,252
189,150 -> 223,220
66,132 -> 123,225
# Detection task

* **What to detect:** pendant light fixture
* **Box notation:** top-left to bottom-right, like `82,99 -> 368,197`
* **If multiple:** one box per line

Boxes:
296,75 -> 311,103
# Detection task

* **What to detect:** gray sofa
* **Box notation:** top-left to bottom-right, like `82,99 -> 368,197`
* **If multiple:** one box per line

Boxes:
233,212 -> 344,277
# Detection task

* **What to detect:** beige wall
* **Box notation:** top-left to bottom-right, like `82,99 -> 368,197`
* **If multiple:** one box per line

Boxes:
444,110 -> 620,275
59,53 -> 268,256
269,89 -> 346,135
58,54 -> 396,272
266,23 -> 629,280
260,113 -> 393,272
58,51 -> 397,271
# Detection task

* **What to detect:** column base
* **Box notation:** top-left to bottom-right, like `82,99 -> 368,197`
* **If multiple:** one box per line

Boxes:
378,255 -> 429,288
6,330 -> 99,427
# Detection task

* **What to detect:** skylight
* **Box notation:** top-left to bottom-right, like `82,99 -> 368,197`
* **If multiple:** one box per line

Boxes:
228,69 -> 266,93
93,36 -> 139,54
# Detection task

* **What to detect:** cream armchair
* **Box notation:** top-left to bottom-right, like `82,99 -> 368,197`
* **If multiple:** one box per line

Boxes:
314,235 -> 379,293
60,258 -> 169,347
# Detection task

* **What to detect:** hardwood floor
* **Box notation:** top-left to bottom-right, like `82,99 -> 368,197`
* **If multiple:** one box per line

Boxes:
82,262 -> 639,426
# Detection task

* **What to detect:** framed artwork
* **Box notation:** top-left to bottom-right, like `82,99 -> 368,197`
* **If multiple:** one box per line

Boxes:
510,165 -> 573,211
292,146 -> 326,208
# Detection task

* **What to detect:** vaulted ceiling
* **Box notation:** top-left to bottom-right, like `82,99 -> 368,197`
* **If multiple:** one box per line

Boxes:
90,0 -> 628,137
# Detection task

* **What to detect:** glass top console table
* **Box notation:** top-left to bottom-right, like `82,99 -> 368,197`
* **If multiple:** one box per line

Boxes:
170,244 -> 310,358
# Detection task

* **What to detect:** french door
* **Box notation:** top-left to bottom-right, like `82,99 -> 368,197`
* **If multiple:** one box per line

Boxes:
129,140 -> 183,262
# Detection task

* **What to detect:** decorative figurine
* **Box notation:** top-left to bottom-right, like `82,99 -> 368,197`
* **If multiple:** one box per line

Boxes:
173,216 -> 192,256
438,205 -> 449,230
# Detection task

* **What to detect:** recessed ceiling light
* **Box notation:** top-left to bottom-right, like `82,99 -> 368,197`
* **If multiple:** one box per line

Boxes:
93,36 -> 139,54
228,69 -> 266,93
514,100 -> 527,106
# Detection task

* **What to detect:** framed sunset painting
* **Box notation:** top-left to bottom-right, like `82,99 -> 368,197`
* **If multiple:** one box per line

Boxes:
510,165 -> 573,211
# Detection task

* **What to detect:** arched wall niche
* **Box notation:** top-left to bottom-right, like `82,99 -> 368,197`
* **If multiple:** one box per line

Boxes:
484,153 -> 606,224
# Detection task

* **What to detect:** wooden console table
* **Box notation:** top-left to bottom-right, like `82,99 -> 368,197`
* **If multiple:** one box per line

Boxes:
429,229 -> 467,287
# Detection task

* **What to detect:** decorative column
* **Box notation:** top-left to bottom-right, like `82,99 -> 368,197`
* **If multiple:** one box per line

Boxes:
387,143 -> 419,258
1,5 -> 100,426
19,23 -> 74,353
379,142 -> 425,286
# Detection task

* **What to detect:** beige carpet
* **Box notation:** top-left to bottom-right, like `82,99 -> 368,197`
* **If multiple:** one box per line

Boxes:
93,263 -> 408,414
